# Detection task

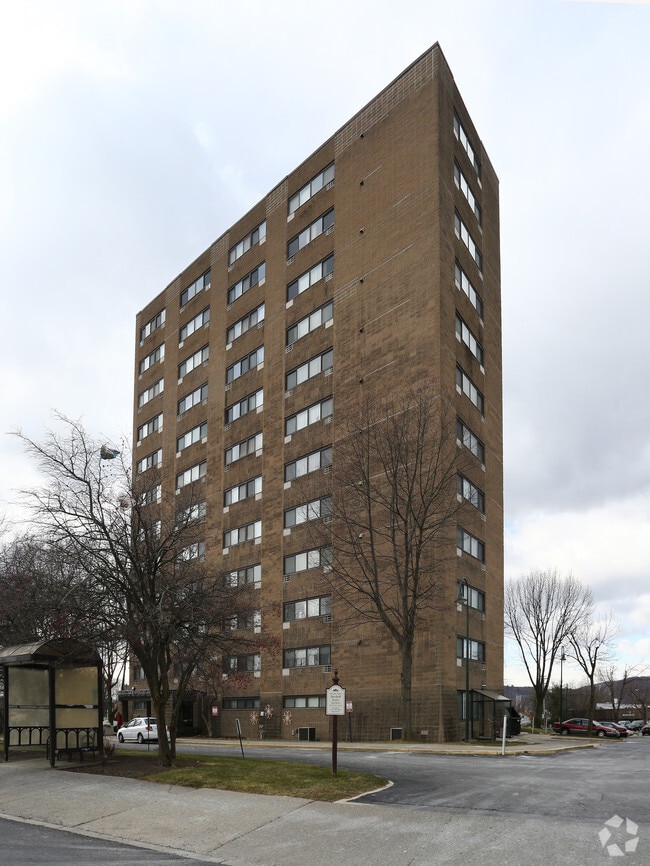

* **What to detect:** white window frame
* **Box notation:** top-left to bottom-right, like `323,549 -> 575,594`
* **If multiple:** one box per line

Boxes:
288,163 -> 335,215
286,301 -> 333,346
179,307 -> 210,343
227,302 -> 265,344
138,378 -> 164,409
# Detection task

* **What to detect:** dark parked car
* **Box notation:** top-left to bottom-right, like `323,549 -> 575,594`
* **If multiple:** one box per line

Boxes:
552,718 -> 620,738
641,723 -> 650,736
628,720 -> 646,732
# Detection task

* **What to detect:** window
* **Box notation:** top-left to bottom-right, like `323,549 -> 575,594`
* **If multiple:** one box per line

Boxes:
224,475 -> 262,506
286,348 -> 333,391
177,500 -> 206,524
454,111 -> 481,178
140,483 -> 161,505
228,654 -> 261,672
226,563 -> 261,587
455,314 -> 483,365
283,645 -> 331,668
287,254 -> 334,302
457,527 -> 485,562
223,520 -> 262,549
454,161 -> 481,225
228,609 -> 261,630
226,345 -> 264,385
455,260 -> 483,319
286,300 -> 333,346
455,211 -> 482,272
225,388 -> 263,425
225,432 -> 262,466
227,262 -> 266,306
284,496 -> 332,528
176,460 -> 207,490
178,383 -> 208,416
288,208 -> 334,258
288,163 -> 335,215
139,343 -> 165,375
457,691 -> 483,721
457,581 -> 485,612
283,695 -> 326,708
137,413 -> 163,443
178,540 -> 206,561
456,637 -> 485,662
285,396 -> 333,436
223,697 -> 260,709
456,366 -> 484,414
138,517 -> 161,540
229,221 -> 266,266
140,309 -> 166,345
284,445 -> 332,482
136,449 -> 162,474
177,421 -> 207,453
227,302 -> 265,344
179,345 -> 209,379
457,417 -> 484,463
138,378 -> 164,409
180,269 -> 210,307
457,474 -> 485,512
283,546 -> 332,575
179,307 -> 210,343
283,595 -> 332,622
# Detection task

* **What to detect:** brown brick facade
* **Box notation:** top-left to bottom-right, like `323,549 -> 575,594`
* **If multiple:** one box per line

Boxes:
133,44 -> 502,743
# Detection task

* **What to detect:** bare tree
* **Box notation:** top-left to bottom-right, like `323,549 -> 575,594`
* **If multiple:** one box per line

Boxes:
0,533 -> 84,643
568,612 -> 616,732
600,664 -> 645,722
505,569 -> 592,728
13,414 -> 259,766
317,387 -> 470,739
629,679 -> 650,722
0,530 -> 134,716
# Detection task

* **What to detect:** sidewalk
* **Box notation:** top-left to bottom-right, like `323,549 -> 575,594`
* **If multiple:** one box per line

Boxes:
179,731 -> 595,757
0,736 -> 597,865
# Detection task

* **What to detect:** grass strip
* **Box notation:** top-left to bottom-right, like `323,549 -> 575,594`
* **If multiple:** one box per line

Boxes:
147,755 -> 386,801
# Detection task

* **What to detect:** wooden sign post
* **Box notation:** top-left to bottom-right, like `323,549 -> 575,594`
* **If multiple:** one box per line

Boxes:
326,669 -> 346,775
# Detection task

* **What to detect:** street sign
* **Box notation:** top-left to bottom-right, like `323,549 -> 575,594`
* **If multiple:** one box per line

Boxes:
346,700 -> 353,713
326,683 -> 346,716
211,705 -> 219,717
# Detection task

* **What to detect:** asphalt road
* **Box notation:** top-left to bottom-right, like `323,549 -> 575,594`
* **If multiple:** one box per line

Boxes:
152,734 -> 650,825
0,817 -> 218,866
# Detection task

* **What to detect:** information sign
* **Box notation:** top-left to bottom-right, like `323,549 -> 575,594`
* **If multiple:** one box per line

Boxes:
326,684 -> 346,716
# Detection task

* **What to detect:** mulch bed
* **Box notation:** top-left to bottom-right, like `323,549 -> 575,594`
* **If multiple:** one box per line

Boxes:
62,752 -> 196,779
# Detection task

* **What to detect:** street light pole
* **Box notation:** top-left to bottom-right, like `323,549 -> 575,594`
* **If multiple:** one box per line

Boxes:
458,579 -> 470,742
559,646 -> 566,723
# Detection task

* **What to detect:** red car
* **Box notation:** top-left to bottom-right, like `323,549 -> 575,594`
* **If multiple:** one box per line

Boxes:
600,721 -> 628,738
552,718 -> 620,738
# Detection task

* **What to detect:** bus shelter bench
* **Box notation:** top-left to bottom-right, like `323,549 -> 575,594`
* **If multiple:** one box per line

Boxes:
45,728 -> 98,762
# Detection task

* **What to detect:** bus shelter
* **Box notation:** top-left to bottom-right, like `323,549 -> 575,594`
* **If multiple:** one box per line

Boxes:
1,638 -> 103,766
470,689 -> 516,740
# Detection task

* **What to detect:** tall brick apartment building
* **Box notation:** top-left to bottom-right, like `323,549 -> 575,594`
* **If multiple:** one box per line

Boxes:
131,44 -> 503,742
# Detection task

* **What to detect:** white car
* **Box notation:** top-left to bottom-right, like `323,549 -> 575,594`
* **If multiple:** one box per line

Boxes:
117,717 -> 159,743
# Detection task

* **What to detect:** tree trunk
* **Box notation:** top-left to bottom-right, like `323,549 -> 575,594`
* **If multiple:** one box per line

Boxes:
400,642 -> 413,739
150,691 -> 173,767
534,685 -> 546,729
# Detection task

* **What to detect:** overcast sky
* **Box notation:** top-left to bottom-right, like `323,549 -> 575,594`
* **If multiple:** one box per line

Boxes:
1,0 -> 649,687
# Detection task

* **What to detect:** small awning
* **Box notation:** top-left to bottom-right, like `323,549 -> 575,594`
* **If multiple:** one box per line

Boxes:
472,689 -> 511,703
